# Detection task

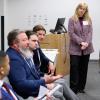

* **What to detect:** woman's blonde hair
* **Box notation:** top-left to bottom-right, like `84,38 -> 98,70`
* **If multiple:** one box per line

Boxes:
72,2 -> 91,23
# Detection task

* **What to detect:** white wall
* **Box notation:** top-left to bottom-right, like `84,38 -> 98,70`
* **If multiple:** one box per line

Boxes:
0,0 -> 6,50
4,0 -> 100,60
0,0 -> 3,49
0,0 -> 4,15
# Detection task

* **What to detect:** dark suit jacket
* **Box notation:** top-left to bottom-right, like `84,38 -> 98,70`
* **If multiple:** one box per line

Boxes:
33,48 -> 50,73
6,47 -> 46,99
1,82 -> 18,100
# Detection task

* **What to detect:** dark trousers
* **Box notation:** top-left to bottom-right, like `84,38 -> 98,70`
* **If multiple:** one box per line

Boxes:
70,54 -> 90,93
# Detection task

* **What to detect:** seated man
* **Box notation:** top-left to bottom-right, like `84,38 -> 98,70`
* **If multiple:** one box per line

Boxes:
6,29 -> 79,100
33,24 -> 55,74
25,30 -> 54,75
25,30 -> 79,100
0,50 -> 18,100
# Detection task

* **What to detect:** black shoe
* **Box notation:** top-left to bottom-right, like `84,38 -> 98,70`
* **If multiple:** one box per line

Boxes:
78,90 -> 85,93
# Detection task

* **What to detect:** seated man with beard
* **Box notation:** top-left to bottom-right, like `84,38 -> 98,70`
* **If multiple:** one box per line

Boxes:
6,29 -> 79,100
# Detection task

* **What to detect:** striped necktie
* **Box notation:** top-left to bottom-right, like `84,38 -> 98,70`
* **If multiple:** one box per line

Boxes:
2,82 -> 17,100
26,58 -> 40,79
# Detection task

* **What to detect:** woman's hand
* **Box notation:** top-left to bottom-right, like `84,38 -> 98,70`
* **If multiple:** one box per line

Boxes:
80,42 -> 88,50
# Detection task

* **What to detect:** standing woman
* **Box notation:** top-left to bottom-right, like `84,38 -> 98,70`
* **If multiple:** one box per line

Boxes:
68,2 -> 94,94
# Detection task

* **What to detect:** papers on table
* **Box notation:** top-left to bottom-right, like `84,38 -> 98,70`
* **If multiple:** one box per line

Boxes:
37,84 -> 62,100
37,86 -> 49,100
41,49 -> 58,63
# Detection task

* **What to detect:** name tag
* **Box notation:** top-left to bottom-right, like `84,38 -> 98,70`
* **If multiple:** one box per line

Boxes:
83,21 -> 88,25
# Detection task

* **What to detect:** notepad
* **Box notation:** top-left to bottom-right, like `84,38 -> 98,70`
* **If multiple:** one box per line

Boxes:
37,86 -> 49,100
41,49 -> 58,63
37,84 -> 62,100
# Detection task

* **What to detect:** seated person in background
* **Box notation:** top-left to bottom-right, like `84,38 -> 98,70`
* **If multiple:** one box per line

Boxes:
26,29 -> 54,75
33,24 -> 46,42
25,30 -> 48,75
6,29 -> 79,100
32,24 -> 55,74
0,50 -> 18,100
25,30 -> 79,100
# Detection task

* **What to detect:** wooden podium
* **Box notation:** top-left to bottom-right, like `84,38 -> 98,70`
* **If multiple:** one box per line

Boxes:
40,33 -> 70,75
